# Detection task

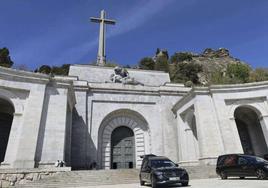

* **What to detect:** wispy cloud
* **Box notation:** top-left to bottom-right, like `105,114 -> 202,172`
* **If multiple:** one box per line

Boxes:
52,0 -> 177,65
107,0 -> 176,38
13,0 -> 178,67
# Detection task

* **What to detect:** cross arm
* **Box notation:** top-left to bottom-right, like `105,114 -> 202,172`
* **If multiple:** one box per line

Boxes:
90,17 -> 102,23
104,19 -> 116,25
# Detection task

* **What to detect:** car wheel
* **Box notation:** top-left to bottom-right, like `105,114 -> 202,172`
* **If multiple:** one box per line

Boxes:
256,169 -> 266,180
140,179 -> 145,186
220,171 -> 227,180
151,175 -> 157,188
181,181 -> 189,186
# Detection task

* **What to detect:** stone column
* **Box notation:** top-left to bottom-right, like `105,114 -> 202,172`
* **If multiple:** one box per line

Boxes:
38,87 -> 69,167
211,97 -> 244,154
160,105 -> 178,162
13,84 -> 47,168
71,90 -> 89,169
194,94 -> 224,165
2,113 -> 23,167
260,115 -> 268,147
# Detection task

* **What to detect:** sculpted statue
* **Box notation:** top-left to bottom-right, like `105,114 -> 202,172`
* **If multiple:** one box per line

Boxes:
109,66 -> 144,86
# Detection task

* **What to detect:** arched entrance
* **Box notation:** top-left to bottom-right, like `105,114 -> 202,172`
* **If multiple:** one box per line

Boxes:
111,126 -> 135,169
234,106 -> 268,157
0,98 -> 14,163
98,109 -> 150,169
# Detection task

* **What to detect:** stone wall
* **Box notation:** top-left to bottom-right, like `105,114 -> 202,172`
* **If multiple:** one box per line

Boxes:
172,81 -> 268,165
0,168 -> 70,187
69,65 -> 170,86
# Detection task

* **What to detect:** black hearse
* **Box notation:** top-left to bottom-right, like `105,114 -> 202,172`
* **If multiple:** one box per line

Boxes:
216,154 -> 268,179
139,154 -> 189,187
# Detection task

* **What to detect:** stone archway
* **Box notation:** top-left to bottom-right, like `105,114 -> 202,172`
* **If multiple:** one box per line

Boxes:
98,109 -> 149,169
0,98 -> 14,163
234,106 -> 268,157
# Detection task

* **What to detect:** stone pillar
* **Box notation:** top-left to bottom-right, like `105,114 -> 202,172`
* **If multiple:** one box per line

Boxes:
211,98 -> 244,154
13,84 -> 47,168
260,115 -> 268,147
2,113 -> 23,167
194,94 -> 224,165
161,105 -> 178,162
38,87 -> 69,167
71,90 -> 89,169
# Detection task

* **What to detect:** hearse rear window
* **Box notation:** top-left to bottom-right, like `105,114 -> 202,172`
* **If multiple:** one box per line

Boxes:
224,155 -> 237,166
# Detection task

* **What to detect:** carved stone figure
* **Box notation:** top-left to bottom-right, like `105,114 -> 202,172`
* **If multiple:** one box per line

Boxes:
109,66 -> 144,85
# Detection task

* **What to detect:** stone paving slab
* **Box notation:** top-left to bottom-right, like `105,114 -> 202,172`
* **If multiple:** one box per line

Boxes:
79,178 -> 268,188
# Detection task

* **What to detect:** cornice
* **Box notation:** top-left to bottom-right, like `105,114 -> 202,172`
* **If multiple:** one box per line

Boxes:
172,81 -> 268,113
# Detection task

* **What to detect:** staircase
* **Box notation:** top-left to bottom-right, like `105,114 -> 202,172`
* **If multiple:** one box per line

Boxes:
16,166 -> 217,187
16,169 -> 139,188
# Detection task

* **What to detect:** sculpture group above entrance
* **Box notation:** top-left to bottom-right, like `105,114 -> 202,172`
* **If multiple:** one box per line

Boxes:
109,66 -> 144,86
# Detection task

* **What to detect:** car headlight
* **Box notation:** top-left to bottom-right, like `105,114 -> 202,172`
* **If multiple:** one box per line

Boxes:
264,165 -> 268,169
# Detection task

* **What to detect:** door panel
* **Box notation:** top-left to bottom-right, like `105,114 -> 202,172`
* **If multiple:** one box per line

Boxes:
111,126 -> 135,169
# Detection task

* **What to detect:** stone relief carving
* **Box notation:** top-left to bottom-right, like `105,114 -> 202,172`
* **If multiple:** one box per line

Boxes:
109,66 -> 144,86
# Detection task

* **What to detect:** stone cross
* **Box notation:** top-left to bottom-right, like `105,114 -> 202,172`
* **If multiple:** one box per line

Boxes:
90,10 -> 116,66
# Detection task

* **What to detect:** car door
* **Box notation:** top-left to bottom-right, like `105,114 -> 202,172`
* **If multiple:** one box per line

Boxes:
243,156 -> 257,176
140,159 -> 150,182
237,156 -> 250,176
223,155 -> 238,176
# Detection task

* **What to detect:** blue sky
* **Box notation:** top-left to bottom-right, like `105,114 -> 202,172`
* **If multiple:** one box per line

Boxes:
1,0 -> 268,69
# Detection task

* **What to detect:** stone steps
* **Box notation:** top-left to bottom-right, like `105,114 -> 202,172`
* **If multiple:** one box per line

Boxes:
16,169 -> 139,187
16,166 -> 217,187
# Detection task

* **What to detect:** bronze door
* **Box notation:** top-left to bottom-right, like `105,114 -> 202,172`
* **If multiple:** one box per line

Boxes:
111,126 -> 135,169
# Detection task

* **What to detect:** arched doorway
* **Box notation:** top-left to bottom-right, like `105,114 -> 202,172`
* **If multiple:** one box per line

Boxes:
234,106 -> 268,157
0,98 -> 14,163
98,109 -> 149,169
111,126 -> 135,169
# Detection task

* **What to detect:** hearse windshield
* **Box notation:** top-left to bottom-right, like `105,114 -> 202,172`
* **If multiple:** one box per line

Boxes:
150,159 -> 176,168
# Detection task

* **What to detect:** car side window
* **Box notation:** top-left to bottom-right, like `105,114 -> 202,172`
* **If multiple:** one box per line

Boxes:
217,156 -> 226,166
224,155 -> 237,166
238,157 -> 248,165
141,159 -> 148,171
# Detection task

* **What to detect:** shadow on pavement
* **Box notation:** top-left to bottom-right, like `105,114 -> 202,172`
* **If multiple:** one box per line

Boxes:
143,183 -> 191,187
223,177 -> 268,181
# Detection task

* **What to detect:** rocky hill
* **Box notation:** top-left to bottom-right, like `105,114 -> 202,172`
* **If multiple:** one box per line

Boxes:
139,47 -> 268,86
178,48 -> 247,85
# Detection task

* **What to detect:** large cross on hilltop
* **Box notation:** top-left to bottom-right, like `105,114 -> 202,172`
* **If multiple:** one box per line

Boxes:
90,10 -> 116,66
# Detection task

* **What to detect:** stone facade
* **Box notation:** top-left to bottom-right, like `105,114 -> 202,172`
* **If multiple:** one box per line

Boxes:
0,67 -> 76,169
0,65 -> 268,171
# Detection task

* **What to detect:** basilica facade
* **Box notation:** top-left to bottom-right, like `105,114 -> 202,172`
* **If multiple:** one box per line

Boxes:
0,65 -> 268,170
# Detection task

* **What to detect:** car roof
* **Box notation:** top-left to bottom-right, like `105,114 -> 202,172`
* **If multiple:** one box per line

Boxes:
148,156 -> 170,161
218,154 -> 260,158
140,154 -> 156,159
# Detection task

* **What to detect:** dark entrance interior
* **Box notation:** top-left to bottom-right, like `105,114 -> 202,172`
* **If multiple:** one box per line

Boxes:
111,126 -> 135,169
234,106 -> 268,157
0,98 -> 14,163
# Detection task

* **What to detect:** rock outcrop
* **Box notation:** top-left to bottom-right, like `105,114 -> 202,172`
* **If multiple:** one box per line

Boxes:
176,48 -> 246,85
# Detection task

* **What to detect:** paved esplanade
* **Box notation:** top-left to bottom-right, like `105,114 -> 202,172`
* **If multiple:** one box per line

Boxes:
90,10 -> 116,66
82,179 -> 268,188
